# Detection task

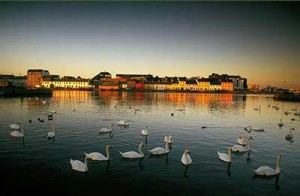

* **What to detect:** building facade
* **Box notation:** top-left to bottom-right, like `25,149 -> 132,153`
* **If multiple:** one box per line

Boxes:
42,78 -> 92,89
27,69 -> 49,88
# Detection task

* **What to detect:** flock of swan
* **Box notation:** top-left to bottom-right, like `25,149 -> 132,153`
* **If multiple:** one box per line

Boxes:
7,103 -> 298,178
70,127 -> 178,172
217,137 -> 281,177
8,120 -> 294,177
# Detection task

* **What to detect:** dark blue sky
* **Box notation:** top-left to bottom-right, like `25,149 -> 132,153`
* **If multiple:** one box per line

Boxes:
0,2 -> 299,88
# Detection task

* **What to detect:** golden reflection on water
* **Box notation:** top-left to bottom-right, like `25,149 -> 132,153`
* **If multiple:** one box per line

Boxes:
52,90 -> 90,100
97,91 -> 235,103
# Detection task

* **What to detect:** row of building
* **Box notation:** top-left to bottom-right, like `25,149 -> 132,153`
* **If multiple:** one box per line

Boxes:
1,69 -> 248,92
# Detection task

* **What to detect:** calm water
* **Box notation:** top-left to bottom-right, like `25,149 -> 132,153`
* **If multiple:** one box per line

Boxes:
0,91 -> 299,195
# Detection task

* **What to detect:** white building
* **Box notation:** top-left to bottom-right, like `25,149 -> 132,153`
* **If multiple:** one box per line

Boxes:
42,78 -> 92,89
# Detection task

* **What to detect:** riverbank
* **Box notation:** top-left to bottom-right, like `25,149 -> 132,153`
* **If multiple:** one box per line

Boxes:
273,92 -> 300,102
0,87 -> 52,97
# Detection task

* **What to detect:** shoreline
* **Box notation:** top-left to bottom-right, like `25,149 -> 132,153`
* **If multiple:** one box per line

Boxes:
0,87 -> 277,97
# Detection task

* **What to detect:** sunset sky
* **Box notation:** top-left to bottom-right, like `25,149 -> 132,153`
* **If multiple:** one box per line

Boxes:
0,2 -> 299,88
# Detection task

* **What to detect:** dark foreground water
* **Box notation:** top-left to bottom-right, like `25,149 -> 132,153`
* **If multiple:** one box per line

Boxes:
0,91 -> 299,195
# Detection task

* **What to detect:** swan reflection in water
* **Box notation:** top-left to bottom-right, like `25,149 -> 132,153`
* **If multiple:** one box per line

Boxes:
285,128 -> 295,143
183,165 -> 190,178
148,153 -> 169,165
227,163 -> 232,176
120,157 -> 144,170
247,151 -> 252,162
252,174 -> 281,190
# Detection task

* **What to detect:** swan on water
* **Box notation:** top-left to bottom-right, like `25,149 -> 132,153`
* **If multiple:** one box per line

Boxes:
218,147 -> 232,163
9,126 -> 24,137
47,126 -> 55,139
50,110 -> 57,114
120,142 -> 144,159
9,123 -> 21,130
285,128 -> 295,141
253,105 -> 261,111
181,149 -> 192,165
278,119 -> 283,127
164,135 -> 173,144
141,126 -> 149,136
232,141 -> 251,153
99,124 -> 113,133
70,156 -> 88,172
237,136 -> 253,145
85,145 -> 111,161
245,126 -> 264,132
254,154 -> 281,176
149,142 -> 169,155
117,120 -> 129,126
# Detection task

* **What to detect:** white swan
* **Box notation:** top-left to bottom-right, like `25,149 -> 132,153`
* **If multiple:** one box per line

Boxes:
47,126 -> 55,138
85,145 -> 111,161
254,154 -> 281,176
181,149 -> 192,165
117,120 -> 129,126
177,108 -> 185,112
50,110 -> 57,114
218,147 -> 232,163
164,135 -> 173,144
99,124 -> 113,133
9,123 -> 21,130
232,141 -> 251,153
285,128 -> 295,141
237,136 -> 253,145
245,126 -> 264,132
141,126 -> 149,136
149,142 -> 169,155
9,126 -> 24,137
278,119 -> 283,127
70,156 -> 88,172
253,105 -> 261,111
120,142 -> 144,159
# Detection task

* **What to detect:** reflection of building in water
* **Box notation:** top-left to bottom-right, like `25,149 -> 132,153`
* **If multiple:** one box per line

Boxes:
94,92 -> 247,113
52,90 -> 90,101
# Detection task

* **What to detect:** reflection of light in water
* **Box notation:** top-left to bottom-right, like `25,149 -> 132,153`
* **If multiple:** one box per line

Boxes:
52,90 -> 90,101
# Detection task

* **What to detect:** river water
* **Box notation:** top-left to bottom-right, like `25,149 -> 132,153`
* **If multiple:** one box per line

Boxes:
0,91 -> 299,195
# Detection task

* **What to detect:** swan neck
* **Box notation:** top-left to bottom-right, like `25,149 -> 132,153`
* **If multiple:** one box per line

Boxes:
139,144 -> 144,155
165,142 -> 169,151
21,127 -> 24,134
228,148 -> 232,161
276,155 -> 281,171
84,156 -> 88,170
106,147 -> 110,160
247,141 -> 251,149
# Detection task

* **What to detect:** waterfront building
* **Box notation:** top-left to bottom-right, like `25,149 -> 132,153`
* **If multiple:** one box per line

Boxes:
91,72 -> 112,88
186,78 -> 199,91
248,84 -> 260,92
116,74 -> 153,80
42,77 -> 92,89
221,81 -> 234,92
209,73 -> 247,91
98,78 -> 127,91
0,75 -> 27,88
197,78 -> 210,91
209,80 -> 222,91
27,69 -> 49,88
172,77 -> 187,90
